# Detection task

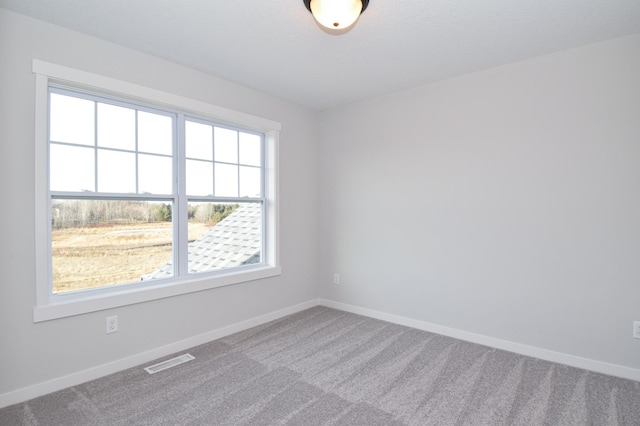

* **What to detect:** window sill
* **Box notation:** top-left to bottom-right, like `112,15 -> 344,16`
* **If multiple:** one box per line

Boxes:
33,265 -> 282,322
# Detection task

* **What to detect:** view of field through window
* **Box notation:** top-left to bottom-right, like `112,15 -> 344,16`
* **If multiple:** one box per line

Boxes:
51,200 -> 239,293
47,87 -> 265,296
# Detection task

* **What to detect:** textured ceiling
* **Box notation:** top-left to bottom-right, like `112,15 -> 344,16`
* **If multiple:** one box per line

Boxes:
1,0 -> 640,110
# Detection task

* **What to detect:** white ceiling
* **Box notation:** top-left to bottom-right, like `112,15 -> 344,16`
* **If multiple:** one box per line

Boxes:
2,0 -> 640,111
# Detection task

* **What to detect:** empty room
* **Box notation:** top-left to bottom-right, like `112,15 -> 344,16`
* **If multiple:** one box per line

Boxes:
1,0 -> 639,424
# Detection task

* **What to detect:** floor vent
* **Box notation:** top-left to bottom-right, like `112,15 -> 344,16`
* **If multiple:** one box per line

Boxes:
144,353 -> 195,374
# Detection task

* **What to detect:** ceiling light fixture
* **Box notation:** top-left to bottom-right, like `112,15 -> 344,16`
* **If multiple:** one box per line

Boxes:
303,0 -> 369,32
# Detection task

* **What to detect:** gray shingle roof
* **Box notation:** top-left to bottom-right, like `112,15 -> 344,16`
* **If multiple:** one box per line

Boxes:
141,203 -> 261,280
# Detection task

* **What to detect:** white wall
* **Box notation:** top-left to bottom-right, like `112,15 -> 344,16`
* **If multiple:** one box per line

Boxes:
2,5 -> 639,405
319,33 -> 640,372
0,9 -> 319,400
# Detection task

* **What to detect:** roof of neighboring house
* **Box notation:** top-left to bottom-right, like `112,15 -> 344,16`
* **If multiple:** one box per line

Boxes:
141,203 -> 261,280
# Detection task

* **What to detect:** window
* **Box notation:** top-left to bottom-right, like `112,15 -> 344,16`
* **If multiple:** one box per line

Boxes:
34,60 -> 280,321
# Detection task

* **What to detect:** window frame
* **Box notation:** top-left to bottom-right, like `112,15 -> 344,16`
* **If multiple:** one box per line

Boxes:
33,60 -> 281,322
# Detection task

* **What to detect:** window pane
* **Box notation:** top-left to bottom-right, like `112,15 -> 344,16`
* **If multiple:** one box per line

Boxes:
239,166 -> 261,197
186,159 -> 213,196
215,163 -> 238,197
138,111 -> 172,155
51,199 -> 174,293
139,154 -> 172,194
98,150 -> 136,193
214,127 -> 238,163
239,132 -> 261,166
186,121 -> 212,160
46,87 -> 271,300
50,93 -> 95,146
50,144 -> 95,192
97,103 -> 135,150
185,202 -> 262,275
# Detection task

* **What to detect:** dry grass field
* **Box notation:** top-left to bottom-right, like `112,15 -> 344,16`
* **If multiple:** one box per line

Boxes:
52,222 -> 210,293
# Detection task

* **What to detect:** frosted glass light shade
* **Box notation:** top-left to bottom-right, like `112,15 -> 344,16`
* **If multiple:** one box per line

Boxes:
309,0 -> 364,30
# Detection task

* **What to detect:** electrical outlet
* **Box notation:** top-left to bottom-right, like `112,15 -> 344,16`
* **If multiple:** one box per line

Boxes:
634,321 -> 640,339
106,315 -> 118,334
333,273 -> 340,285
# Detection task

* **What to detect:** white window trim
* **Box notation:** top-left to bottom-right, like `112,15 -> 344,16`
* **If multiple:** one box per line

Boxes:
33,59 -> 281,322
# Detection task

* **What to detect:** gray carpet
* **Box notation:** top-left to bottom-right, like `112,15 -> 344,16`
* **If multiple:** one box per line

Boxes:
1,306 -> 639,425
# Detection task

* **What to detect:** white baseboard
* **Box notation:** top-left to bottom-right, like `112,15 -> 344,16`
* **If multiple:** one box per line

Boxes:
0,299 -> 319,409
3,297 -> 637,409
319,299 -> 640,382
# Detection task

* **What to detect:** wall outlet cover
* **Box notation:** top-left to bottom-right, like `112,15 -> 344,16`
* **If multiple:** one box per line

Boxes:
106,315 -> 118,334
